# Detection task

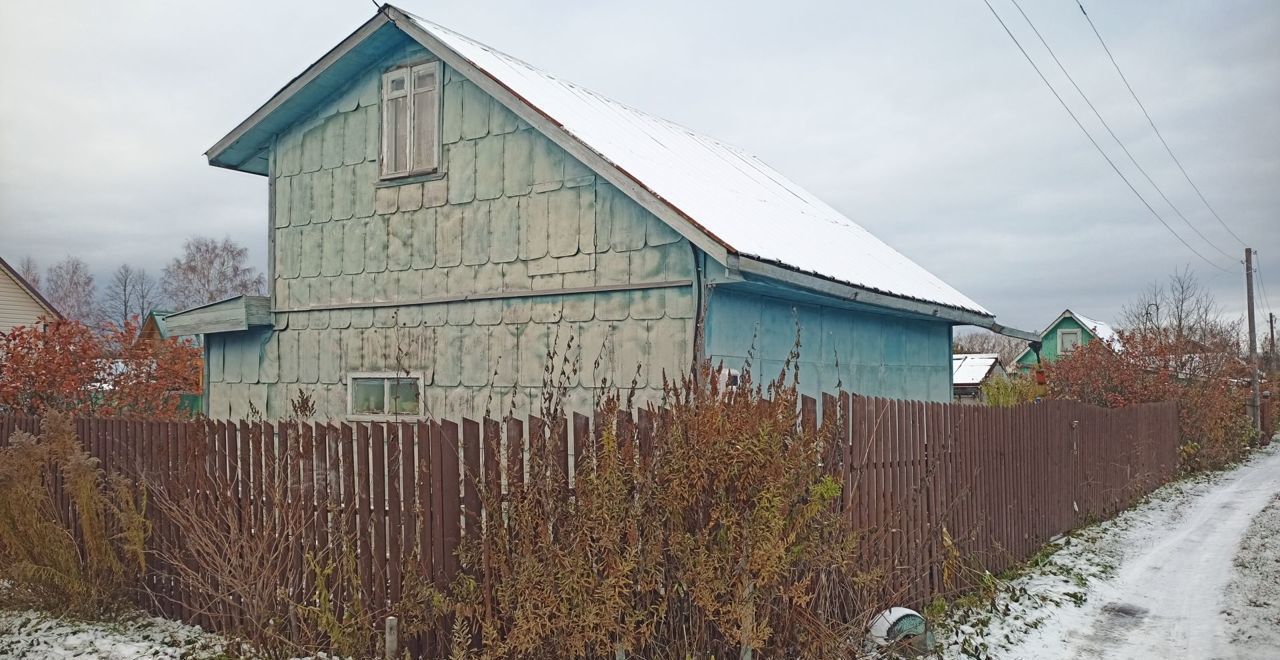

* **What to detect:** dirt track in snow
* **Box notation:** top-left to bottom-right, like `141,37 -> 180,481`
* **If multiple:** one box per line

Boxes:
1001,444 -> 1280,659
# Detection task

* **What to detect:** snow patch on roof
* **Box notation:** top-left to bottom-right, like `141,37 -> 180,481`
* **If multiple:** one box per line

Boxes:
1071,311 -> 1118,345
952,353 -> 1001,386
402,12 -> 988,315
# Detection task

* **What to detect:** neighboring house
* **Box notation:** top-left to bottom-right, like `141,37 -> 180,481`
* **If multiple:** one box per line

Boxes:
139,309 -> 204,416
169,5 -> 1032,421
0,255 -> 60,333
952,353 -> 1006,403
137,310 -> 174,344
1014,309 -> 1118,371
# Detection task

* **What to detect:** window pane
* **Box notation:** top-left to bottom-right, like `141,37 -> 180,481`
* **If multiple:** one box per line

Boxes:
389,75 -> 406,93
413,68 -> 436,91
385,96 -> 408,174
411,87 -> 438,172
352,378 -> 385,414
389,378 -> 420,415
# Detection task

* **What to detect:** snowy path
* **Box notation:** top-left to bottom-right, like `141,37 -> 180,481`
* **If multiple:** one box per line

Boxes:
943,444 -> 1280,660
1052,445 -> 1280,659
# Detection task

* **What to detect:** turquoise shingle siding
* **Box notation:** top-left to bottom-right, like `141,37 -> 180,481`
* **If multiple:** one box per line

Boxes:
205,43 -> 695,420
705,288 -> 953,402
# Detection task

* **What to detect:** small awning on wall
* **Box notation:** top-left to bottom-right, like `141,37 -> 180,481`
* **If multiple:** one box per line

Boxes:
165,295 -> 272,336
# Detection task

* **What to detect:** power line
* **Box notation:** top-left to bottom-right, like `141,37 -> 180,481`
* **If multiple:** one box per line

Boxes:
1256,251 -> 1274,320
1076,0 -> 1249,248
979,0 -> 1228,272
1009,0 -> 1235,263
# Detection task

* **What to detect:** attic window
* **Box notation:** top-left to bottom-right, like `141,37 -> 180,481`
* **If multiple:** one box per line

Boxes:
381,61 -> 441,179
1059,329 -> 1082,353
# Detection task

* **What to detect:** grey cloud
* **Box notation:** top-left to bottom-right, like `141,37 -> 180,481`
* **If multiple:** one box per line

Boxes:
1,0 -> 1275,334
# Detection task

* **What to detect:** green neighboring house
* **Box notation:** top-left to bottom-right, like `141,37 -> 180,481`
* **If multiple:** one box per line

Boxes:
1014,309 -> 1118,371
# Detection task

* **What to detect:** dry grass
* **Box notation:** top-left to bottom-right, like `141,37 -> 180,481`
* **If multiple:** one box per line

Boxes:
0,412 -> 146,617
442,356 -> 885,658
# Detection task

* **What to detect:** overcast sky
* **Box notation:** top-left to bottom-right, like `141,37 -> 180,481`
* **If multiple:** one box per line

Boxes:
1,0 -> 1276,334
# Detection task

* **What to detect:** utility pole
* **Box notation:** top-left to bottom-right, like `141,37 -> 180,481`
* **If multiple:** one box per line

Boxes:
1245,248 -> 1261,434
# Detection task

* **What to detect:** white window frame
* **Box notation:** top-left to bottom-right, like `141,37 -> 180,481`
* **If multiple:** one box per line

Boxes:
380,60 -> 442,180
346,371 -> 427,421
1058,329 -> 1082,353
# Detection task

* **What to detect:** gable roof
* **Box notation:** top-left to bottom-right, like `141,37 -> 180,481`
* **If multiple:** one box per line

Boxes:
0,255 -> 61,320
952,353 -> 1002,386
1013,308 -> 1119,364
207,5 -> 1002,322
139,310 -> 174,340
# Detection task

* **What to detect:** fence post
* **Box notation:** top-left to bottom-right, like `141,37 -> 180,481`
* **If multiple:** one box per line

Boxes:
385,615 -> 399,659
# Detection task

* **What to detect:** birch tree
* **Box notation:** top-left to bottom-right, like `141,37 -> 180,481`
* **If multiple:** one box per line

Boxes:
161,236 -> 265,311
43,256 -> 97,323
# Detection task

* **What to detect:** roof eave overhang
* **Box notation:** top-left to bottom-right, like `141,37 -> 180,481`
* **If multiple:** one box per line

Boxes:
737,256 -> 1038,340
206,11 -> 398,175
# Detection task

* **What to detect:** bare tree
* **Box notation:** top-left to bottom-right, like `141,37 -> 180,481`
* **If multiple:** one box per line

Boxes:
43,256 -> 97,323
99,264 -> 160,331
1119,268 -> 1238,349
1119,268 -> 1243,380
952,329 -> 1026,366
161,236 -> 265,311
17,256 -> 41,290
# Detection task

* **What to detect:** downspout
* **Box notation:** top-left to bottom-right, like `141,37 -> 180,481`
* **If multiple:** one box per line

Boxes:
202,337 -> 211,417
690,243 -> 709,384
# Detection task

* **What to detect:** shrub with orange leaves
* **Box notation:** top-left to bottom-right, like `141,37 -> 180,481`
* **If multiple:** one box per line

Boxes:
1044,329 -> 1253,471
0,316 -> 202,419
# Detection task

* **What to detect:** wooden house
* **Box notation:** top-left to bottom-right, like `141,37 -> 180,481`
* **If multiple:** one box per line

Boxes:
136,310 -> 174,344
0,255 -> 60,333
1014,309 -> 1117,371
169,5 -> 1032,420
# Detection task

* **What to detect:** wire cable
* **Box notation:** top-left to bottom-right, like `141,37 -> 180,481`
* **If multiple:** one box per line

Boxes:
1076,0 -> 1249,248
979,0 -> 1229,272
1256,250 -> 1274,322
1010,0 -> 1235,262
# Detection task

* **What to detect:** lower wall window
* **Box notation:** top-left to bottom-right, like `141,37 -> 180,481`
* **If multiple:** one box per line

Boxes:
347,372 -> 424,419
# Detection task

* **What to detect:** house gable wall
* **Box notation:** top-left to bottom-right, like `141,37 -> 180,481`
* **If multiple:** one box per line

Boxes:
1015,316 -> 1096,367
206,39 -> 695,420
0,267 -> 50,333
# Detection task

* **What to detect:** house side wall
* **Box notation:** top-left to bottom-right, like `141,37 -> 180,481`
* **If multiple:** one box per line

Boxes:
0,268 -> 50,333
704,288 -> 953,402
206,41 -> 695,421
1015,316 -> 1095,367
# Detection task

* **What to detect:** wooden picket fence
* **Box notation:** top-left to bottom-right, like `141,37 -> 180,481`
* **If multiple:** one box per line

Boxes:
0,394 -> 1178,655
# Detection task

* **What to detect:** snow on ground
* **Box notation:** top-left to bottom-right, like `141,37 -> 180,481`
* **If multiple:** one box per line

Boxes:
0,609 -> 226,659
1223,491 -> 1280,652
938,442 -> 1280,660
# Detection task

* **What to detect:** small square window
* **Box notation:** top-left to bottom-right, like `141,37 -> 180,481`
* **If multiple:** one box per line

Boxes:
348,373 -> 424,418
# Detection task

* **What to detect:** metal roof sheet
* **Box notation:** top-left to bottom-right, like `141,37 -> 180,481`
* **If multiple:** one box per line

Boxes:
1071,311 -> 1118,345
401,11 -> 988,315
952,353 -> 1001,386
